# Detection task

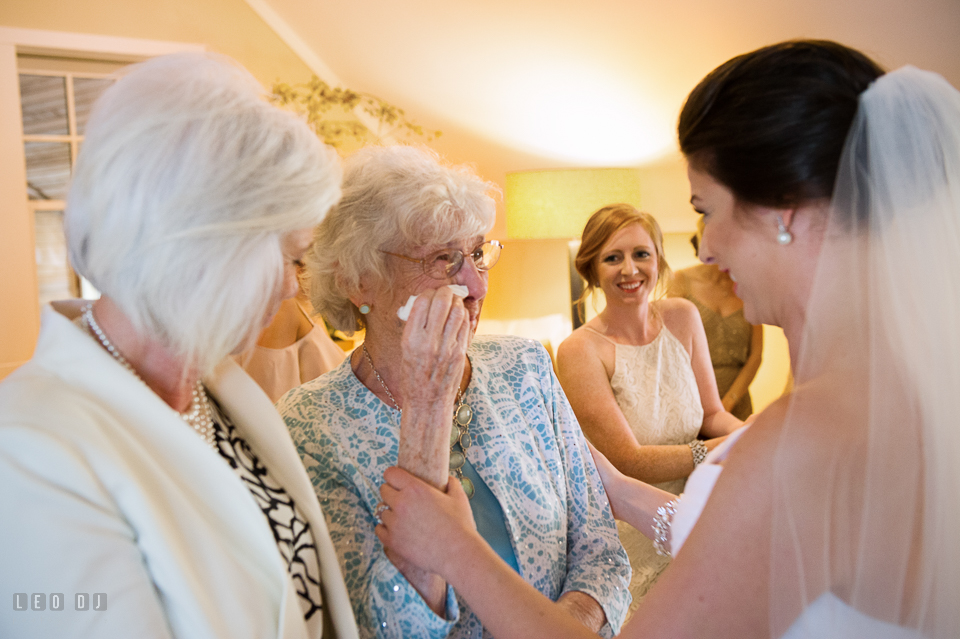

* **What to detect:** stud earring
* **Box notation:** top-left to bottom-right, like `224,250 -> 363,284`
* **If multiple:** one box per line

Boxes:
359,303 -> 372,315
776,215 -> 793,245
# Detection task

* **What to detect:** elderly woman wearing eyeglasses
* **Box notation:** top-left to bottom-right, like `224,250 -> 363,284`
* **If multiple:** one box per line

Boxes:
278,145 -> 631,639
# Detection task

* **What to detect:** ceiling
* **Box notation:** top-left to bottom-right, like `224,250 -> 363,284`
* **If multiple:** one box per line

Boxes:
248,0 -> 960,230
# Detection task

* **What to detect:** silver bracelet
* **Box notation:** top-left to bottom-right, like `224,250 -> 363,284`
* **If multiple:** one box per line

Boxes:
652,498 -> 679,557
688,439 -> 708,467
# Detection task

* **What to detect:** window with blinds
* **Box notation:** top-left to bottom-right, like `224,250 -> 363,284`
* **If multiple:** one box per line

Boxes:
18,55 -> 125,307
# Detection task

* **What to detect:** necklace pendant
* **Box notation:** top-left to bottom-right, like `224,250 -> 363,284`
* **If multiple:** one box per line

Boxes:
449,449 -> 466,471
455,403 -> 473,426
460,476 -> 476,499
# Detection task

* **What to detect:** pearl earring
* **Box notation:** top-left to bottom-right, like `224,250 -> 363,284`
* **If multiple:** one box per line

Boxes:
359,303 -> 371,315
776,215 -> 793,245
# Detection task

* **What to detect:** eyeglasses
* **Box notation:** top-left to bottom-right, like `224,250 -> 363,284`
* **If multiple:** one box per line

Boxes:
381,240 -> 503,280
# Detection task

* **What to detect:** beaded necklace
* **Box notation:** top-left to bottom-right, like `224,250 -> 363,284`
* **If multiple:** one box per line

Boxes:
81,304 -> 216,449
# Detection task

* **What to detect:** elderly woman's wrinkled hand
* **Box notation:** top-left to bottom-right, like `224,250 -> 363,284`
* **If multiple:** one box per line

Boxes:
375,466 -> 477,578
398,286 -> 470,413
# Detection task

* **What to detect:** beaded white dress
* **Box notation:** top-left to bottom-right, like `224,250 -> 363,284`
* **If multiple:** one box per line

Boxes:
586,324 -> 704,611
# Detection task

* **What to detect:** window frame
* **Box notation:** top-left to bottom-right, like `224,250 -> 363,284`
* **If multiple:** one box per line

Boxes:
21,64 -> 125,302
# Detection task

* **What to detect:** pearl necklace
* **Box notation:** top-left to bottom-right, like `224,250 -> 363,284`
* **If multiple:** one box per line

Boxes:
81,304 -> 216,449
361,344 -> 475,499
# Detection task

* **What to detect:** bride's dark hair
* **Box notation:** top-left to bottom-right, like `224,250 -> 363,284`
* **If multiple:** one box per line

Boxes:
678,40 -> 884,209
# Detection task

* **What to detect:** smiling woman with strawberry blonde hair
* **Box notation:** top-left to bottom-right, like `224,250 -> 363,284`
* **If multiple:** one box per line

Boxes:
556,203 -> 742,609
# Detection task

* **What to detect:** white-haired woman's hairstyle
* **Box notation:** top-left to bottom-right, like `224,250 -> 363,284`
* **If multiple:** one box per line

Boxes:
309,145 -> 497,333
65,52 -> 341,375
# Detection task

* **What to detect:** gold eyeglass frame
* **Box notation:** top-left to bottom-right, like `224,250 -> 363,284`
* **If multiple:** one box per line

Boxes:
380,240 -> 503,280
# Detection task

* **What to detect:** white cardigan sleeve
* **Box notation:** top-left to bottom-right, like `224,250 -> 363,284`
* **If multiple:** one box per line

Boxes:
0,413 -> 176,638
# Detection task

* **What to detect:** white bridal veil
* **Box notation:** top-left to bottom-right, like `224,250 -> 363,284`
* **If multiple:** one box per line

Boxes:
770,66 -> 960,637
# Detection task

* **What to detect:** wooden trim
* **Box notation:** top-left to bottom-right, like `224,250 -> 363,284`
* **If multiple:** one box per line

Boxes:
240,0 -> 394,142
0,27 -> 205,61
241,0 -> 340,84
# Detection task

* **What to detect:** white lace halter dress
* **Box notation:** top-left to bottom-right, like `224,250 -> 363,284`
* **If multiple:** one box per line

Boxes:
586,324 -> 704,611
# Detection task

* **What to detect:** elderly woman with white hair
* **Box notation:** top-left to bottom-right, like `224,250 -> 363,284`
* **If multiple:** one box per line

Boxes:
278,145 -> 631,639
0,53 -> 359,639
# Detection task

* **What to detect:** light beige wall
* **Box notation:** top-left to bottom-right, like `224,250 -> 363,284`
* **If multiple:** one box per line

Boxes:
637,153 -> 699,234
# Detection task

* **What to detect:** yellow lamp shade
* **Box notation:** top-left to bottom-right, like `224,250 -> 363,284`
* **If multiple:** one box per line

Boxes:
506,168 -> 642,239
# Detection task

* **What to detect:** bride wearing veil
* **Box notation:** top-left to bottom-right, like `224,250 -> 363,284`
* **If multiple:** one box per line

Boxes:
767,61 -> 960,638
372,40 -> 960,638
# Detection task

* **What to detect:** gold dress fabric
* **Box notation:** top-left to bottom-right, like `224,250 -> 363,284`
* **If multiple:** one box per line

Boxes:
687,296 -> 754,420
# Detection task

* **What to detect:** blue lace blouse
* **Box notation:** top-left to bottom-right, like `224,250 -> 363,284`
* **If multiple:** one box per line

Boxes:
278,335 -> 631,638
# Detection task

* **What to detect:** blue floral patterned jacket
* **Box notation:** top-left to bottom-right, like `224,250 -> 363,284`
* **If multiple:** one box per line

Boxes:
279,335 -> 631,638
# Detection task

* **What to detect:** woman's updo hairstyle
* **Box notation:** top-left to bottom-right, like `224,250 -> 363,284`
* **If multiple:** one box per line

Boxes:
679,40 -> 884,208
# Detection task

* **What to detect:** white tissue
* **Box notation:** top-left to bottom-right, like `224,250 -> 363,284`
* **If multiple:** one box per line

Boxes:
397,285 -> 469,321
447,284 -> 469,298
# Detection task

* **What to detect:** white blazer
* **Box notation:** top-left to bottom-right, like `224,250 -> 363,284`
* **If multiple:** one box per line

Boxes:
0,307 -> 359,639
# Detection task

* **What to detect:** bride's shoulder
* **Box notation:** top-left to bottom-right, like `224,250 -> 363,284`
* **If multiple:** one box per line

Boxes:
723,396 -> 789,463
726,374 -> 865,476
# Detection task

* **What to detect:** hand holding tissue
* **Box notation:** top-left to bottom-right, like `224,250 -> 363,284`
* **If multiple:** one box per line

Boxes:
397,285 -> 469,321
